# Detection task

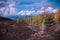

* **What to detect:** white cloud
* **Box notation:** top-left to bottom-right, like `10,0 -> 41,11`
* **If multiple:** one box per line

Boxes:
45,7 -> 53,13
0,0 -> 58,18
37,10 -> 44,14
0,7 -> 5,12
0,6 -> 58,17
53,9 -> 58,13
0,7 -> 6,16
37,6 -> 56,14
17,10 -> 35,16
2,1 -> 17,16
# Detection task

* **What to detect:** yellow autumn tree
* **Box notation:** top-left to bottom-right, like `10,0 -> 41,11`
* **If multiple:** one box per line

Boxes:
54,9 -> 60,21
17,18 -> 21,23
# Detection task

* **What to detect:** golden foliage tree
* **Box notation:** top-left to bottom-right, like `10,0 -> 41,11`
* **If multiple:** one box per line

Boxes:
54,9 -> 60,21
17,18 -> 21,23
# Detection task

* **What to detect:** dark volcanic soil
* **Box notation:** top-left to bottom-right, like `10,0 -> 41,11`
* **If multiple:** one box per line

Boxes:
0,17 -> 60,40
0,17 -> 35,40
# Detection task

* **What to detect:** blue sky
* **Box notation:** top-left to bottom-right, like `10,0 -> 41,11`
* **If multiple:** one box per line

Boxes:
0,0 -> 60,18
16,0 -> 60,9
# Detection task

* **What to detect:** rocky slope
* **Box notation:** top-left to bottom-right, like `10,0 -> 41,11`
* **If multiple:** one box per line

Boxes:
0,17 -> 36,40
0,17 -> 60,40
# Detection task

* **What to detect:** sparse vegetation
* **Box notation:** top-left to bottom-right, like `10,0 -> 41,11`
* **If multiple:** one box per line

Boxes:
0,10 -> 60,40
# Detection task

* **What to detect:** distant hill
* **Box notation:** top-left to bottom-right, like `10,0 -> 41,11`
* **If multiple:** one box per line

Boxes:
3,15 -> 33,20
0,17 -> 13,21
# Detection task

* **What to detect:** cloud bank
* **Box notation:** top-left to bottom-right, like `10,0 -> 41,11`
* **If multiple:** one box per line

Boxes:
0,0 -> 58,18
